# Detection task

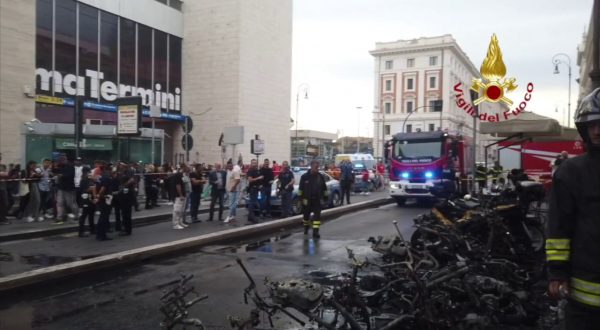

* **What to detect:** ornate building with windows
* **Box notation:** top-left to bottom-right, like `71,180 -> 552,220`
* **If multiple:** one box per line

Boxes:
0,0 -> 292,165
369,34 -> 504,161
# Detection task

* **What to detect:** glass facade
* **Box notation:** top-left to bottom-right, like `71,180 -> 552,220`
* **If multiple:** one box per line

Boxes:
35,0 -> 183,112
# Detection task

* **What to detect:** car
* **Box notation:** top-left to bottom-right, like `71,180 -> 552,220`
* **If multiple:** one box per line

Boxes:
246,170 -> 342,216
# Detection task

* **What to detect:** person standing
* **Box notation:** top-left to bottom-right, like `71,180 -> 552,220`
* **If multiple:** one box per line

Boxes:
259,159 -> 274,218
188,164 -> 205,223
208,163 -> 227,221
171,164 -> 189,229
339,160 -> 353,205
0,155 -> 10,225
109,167 -> 122,232
224,161 -> 241,223
78,167 -> 95,237
74,157 -> 84,207
94,164 -> 113,241
277,161 -> 295,218
116,164 -> 136,236
23,161 -> 42,223
55,156 -> 78,224
246,159 -> 263,224
546,88 -> 600,328
298,160 -> 328,238
38,159 -> 53,220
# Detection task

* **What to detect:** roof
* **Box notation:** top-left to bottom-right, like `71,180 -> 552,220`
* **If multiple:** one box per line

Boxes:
480,112 -> 562,137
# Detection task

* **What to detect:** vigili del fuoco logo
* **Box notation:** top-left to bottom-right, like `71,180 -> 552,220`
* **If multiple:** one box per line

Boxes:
454,34 -> 534,122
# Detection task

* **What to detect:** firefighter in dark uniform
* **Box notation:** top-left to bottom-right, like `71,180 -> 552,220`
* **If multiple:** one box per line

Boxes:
546,88 -> 600,328
298,160 -> 328,239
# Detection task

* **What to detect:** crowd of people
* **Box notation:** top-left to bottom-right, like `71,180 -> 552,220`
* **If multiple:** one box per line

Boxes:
0,154 -> 311,240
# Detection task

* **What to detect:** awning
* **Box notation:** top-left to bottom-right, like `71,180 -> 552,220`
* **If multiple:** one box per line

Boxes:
55,138 -> 112,150
480,112 -> 562,137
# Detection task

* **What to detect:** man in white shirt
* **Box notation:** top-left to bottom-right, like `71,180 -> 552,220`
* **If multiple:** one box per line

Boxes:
224,161 -> 241,223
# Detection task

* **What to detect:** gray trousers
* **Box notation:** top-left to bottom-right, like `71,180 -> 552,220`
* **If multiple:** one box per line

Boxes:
56,190 -> 78,220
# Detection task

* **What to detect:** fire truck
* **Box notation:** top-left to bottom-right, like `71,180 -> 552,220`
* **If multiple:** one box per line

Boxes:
384,131 -> 471,206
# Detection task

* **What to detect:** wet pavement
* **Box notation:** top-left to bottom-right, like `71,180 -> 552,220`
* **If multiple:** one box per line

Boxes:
0,191 -> 386,277
0,201 -> 428,330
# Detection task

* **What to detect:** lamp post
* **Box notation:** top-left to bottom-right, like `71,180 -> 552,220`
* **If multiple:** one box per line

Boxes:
356,106 -> 362,153
402,105 -> 437,133
295,83 -> 310,159
552,53 -> 572,127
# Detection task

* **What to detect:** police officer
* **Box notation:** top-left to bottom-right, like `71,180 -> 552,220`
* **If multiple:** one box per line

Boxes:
110,165 -> 122,232
547,88 -> 600,327
298,160 -> 328,238
116,163 -> 135,236
94,164 -> 113,241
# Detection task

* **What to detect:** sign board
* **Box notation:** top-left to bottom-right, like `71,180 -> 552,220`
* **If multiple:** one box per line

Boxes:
116,97 -> 142,136
251,139 -> 265,155
149,105 -> 161,118
306,144 -> 319,156
224,126 -> 244,144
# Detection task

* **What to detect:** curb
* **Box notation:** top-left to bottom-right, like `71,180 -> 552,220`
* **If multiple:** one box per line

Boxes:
0,198 -> 392,293
0,204 -> 245,243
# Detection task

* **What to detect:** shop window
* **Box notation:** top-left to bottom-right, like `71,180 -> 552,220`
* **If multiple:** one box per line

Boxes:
120,17 -> 136,87
54,0 -> 77,97
100,11 -> 118,101
78,3 -> 98,98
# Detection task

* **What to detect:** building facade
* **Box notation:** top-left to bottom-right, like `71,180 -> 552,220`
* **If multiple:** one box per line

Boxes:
577,0 -> 600,103
290,129 -> 337,164
0,0 -> 292,165
370,34 -> 504,162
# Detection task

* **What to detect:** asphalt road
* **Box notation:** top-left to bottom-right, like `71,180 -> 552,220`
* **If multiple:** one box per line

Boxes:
0,201 -> 429,330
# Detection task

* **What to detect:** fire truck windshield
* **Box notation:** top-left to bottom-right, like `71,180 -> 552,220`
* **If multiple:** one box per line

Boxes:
393,139 -> 442,162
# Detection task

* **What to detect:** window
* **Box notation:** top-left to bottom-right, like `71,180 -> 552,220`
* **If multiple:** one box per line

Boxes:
385,60 -> 393,70
406,124 -> 413,133
154,30 -> 168,107
100,11 -> 118,101
407,58 -> 415,68
55,0 -> 77,97
384,102 -> 391,114
429,124 -> 435,131
36,0 -> 53,95
429,76 -> 437,89
406,78 -> 414,90
384,125 -> 391,135
385,80 -> 392,91
137,24 -> 152,93
169,36 -> 182,111
406,101 -> 413,113
429,100 -> 442,111
120,18 -> 136,86
429,56 -> 438,66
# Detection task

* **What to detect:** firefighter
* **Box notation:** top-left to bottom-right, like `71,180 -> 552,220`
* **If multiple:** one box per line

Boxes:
298,160 -> 328,239
546,87 -> 600,328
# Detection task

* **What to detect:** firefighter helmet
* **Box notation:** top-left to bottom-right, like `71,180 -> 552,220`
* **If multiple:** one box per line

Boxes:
574,88 -> 600,143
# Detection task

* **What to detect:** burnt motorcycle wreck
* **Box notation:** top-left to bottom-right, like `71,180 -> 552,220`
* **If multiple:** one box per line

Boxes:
231,187 -> 558,329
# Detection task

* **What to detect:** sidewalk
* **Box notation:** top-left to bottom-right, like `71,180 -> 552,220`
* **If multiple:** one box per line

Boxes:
0,198 -> 235,242
0,191 -> 387,279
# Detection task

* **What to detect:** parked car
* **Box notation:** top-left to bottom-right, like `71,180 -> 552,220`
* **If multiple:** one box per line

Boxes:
247,169 -> 342,216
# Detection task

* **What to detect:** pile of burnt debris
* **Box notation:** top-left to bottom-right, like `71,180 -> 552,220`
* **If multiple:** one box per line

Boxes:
231,193 -> 560,330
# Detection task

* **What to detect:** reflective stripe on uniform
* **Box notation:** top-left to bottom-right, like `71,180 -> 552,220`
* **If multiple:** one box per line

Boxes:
546,250 -> 570,261
545,238 -> 571,250
302,220 -> 309,226
571,277 -> 600,295
571,288 -> 600,307
312,220 -> 321,229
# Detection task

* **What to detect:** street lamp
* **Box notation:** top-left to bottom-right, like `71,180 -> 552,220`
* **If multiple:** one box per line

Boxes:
295,83 -> 309,158
356,106 -> 362,153
552,53 -> 572,127
402,105 -> 437,133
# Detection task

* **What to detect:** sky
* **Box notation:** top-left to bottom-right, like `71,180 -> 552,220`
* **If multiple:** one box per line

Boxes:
290,0 -> 594,137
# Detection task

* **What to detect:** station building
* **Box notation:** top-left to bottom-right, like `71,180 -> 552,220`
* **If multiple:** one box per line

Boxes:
0,0 -> 292,165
